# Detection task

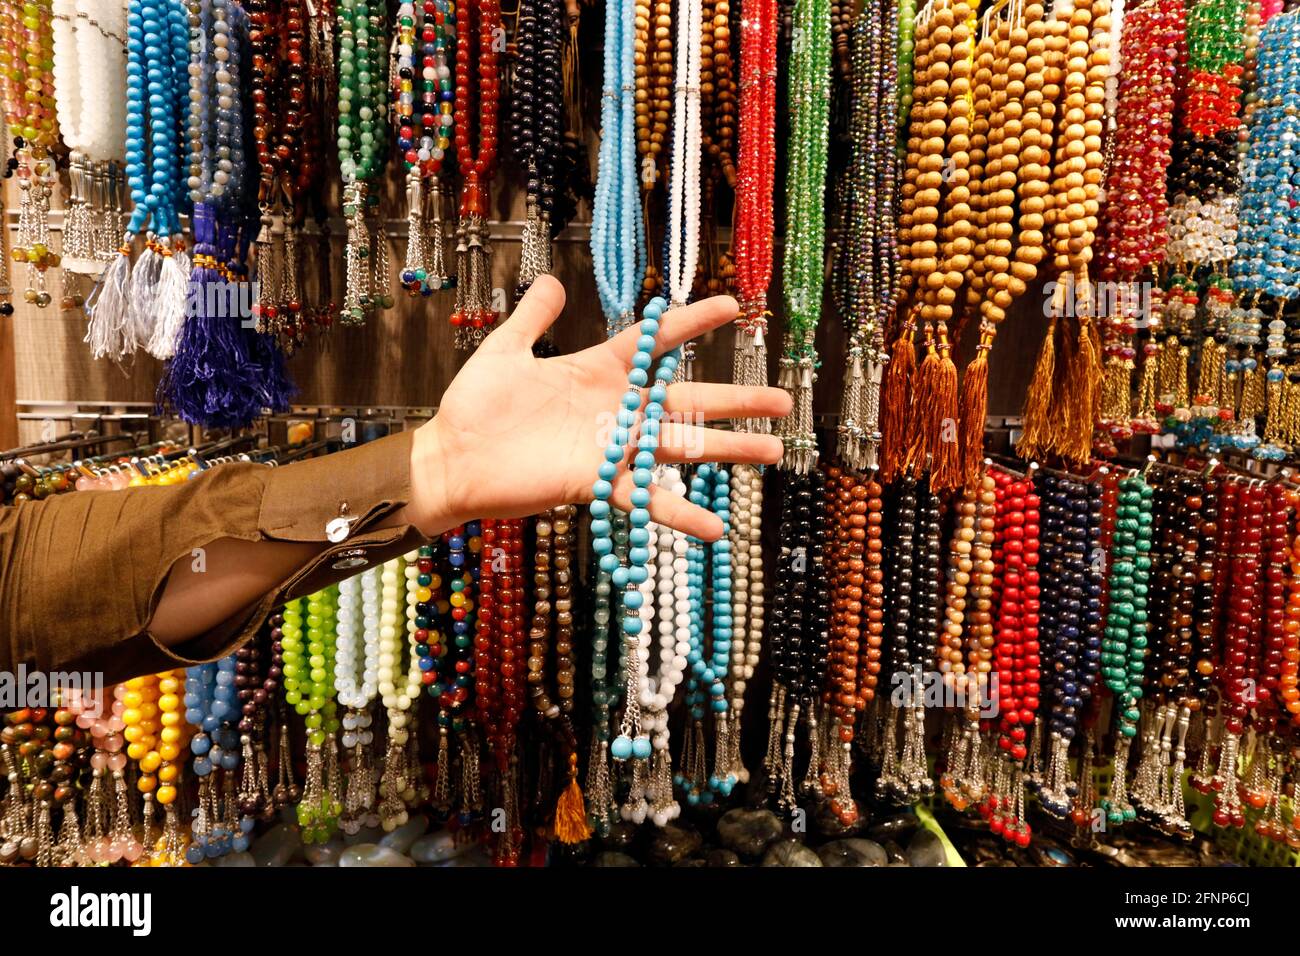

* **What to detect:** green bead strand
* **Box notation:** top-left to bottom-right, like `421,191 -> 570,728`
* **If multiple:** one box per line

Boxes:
337,0 -> 388,184
781,0 -> 833,362
897,0 -> 916,139
1101,475 -> 1153,737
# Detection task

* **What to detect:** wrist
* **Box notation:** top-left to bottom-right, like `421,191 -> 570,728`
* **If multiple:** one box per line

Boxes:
405,417 -> 462,537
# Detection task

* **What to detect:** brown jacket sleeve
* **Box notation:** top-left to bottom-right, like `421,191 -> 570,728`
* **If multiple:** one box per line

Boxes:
0,430 -> 426,684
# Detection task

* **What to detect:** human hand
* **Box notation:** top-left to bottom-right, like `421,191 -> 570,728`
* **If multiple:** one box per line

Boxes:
407,275 -> 790,541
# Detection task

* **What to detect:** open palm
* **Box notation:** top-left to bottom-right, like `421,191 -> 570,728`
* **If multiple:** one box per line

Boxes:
409,275 -> 790,540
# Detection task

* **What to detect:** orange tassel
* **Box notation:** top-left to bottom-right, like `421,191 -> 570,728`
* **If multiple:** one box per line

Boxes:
553,752 -> 592,844
958,344 -> 990,488
905,345 -> 940,476
1059,317 -> 1102,464
929,347 -> 961,492
1017,316 -> 1059,460
879,317 -> 917,483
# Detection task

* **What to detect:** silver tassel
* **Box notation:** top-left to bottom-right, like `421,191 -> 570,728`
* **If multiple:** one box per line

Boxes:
340,182 -> 372,324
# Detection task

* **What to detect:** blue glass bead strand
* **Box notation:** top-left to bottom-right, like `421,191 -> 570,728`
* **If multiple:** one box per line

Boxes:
183,653 -> 247,862
593,296 -> 682,763
590,0 -> 644,335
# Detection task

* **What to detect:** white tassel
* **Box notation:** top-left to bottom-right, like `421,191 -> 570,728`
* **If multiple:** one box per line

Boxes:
126,236 -> 163,352
84,242 -> 133,359
145,243 -> 190,359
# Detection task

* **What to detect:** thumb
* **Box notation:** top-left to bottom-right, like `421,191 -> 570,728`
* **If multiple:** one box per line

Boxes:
480,274 -> 566,352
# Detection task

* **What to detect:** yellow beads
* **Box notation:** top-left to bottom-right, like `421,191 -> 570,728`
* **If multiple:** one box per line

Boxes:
120,670 -> 191,804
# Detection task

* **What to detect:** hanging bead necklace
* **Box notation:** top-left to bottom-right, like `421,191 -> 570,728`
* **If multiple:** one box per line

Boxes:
882,0 -> 932,482
249,0 -> 324,348
2,0 -> 58,311
730,0 -> 777,420
336,0 -> 389,324
61,684 -> 130,865
410,542 -> 449,769
819,464 -> 870,822
90,0 -> 191,357
878,476 -> 941,799
774,0 -> 832,473
678,464 -> 738,805
1099,472 -> 1153,826
158,0 -> 294,429
960,2 -> 1051,486
183,655 -> 252,862
588,296 -> 678,768
476,518 -> 529,859
122,670 -> 193,865
233,618 -> 277,827
1232,11 -> 1300,460
942,466 -> 997,809
1036,472 -> 1102,818
591,0 -> 644,334
1093,0 -> 1181,451
883,0 -> 972,488
721,462 -> 764,787
372,554 -> 421,830
527,506 -> 590,847
693,0 -> 737,301
913,0 -> 975,489
447,0 -> 502,349
835,0 -> 898,473
0,705 -> 86,866
1165,0 -> 1247,415
584,508 -> 624,835
281,589 -> 343,843
764,467 -> 831,811
335,571 -> 380,832
978,464 -> 1040,846
510,0 -> 566,300
1213,478 -> 1271,827
956,6 -> 996,356
433,523 -> 484,818
1017,0 -> 1113,465
51,0 -> 127,282
666,0 -> 702,313
615,499 -> 662,825
583,5 -> 651,820
632,0 -> 671,296
397,0 -> 455,298
719,0 -> 778,789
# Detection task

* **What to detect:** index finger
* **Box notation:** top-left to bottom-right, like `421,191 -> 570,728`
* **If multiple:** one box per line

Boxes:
602,295 -> 740,366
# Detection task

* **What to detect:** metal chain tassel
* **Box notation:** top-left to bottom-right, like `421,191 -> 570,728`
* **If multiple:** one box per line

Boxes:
340,182 -> 372,324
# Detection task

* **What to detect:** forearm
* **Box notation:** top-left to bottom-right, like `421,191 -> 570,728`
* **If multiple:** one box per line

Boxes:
0,429 -> 436,683
148,507 -> 418,645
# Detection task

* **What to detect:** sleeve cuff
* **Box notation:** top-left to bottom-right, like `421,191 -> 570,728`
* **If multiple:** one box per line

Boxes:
259,429 -> 417,543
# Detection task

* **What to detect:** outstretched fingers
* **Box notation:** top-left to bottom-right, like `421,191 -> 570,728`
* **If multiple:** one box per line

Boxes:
653,424 -> 784,467
662,380 -> 792,422
607,473 -> 726,541
603,294 -> 740,366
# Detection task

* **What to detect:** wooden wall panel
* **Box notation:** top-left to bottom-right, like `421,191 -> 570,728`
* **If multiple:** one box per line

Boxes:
4,177 -> 1053,435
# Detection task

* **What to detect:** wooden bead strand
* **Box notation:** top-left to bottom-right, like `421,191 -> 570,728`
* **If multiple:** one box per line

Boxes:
1018,0 -> 1112,464
959,2 -> 1042,487
881,0 -> 938,482
957,8 -> 1001,347
901,0 -> 977,490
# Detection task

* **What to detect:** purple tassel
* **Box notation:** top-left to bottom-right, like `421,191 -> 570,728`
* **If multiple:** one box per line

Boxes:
158,203 -> 267,428
249,326 -> 295,414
